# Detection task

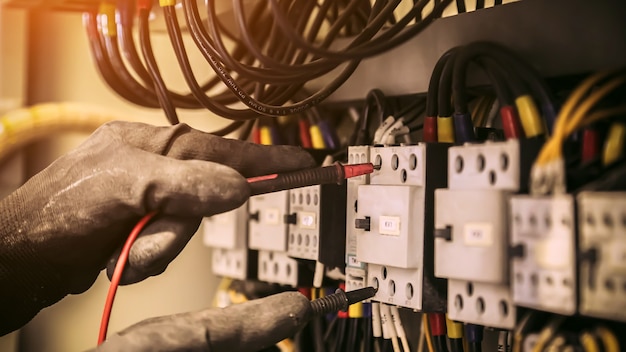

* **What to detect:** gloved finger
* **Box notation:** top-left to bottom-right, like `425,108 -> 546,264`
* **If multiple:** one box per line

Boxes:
95,292 -> 312,352
101,121 -> 317,177
130,153 -> 249,217
106,215 -> 201,285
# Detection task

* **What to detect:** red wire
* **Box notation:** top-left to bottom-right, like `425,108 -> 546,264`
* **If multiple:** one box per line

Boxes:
98,211 -> 157,345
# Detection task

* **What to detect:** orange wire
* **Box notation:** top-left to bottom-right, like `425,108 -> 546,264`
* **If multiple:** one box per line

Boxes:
98,211 -> 157,345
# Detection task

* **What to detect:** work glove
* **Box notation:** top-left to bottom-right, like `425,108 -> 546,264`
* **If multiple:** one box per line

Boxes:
0,121 -> 315,335
95,291 -> 313,352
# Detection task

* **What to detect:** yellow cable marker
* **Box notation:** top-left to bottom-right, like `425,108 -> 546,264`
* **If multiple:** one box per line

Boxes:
98,2 -> 117,37
515,95 -> 544,138
437,116 -> 455,143
603,123 -> 626,165
160,0 -> 177,7
309,125 -> 326,149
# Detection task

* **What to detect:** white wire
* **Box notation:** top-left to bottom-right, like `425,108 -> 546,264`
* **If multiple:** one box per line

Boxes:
380,117 -> 405,144
373,115 -> 396,144
313,261 -> 324,288
390,306 -> 410,352
372,302 -> 383,338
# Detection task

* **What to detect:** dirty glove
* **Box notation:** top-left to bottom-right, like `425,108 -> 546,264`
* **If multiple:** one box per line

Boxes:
95,291 -> 312,352
0,121 -> 315,335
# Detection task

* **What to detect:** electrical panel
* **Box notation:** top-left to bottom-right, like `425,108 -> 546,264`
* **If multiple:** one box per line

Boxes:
578,192 -> 626,322
355,144 -> 448,311
257,250 -> 313,288
510,195 -> 577,315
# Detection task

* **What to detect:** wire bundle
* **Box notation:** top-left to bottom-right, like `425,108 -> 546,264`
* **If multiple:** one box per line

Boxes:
530,69 -> 626,195
424,42 -> 555,144
85,0 -> 452,128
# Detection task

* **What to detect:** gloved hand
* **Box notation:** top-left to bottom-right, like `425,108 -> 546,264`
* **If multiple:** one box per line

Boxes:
94,291 -> 313,352
0,121 -> 315,335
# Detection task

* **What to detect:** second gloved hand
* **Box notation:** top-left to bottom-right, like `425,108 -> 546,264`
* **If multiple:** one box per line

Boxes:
0,121 -> 315,334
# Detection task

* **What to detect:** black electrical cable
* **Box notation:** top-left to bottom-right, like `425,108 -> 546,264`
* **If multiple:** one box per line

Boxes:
437,50 -> 458,118
313,316 -> 325,352
333,318 -> 347,352
427,47 -> 459,117
452,44 -> 529,114
495,0 -> 503,5
433,335 -> 448,352
475,0 -> 485,10
350,89 -> 388,145
468,342 -> 482,352
456,0 -> 467,13
138,8 -> 179,124
449,338 -> 464,352
237,119 -> 255,140
270,0 -> 452,60
363,316 -> 373,352
346,319 -> 358,352
163,5 -> 260,120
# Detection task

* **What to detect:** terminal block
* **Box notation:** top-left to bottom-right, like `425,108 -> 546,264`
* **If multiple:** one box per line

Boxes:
248,191 -> 289,252
346,146 -> 371,292
287,184 -> 347,270
257,250 -> 314,287
578,192 -> 626,322
448,138 -> 541,191
510,195 -> 577,315
356,144 -> 448,311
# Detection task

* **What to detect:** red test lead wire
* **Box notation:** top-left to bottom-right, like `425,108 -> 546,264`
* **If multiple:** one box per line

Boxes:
98,211 -> 157,345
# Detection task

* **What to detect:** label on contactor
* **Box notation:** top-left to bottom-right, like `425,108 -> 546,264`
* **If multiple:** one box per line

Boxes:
609,242 -> 626,271
463,223 -> 493,247
379,216 -> 401,236
263,208 -> 280,225
298,212 -> 317,230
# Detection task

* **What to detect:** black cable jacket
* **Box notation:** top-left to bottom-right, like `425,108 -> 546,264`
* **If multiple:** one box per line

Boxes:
468,42 -> 553,109
237,119 -> 255,140
363,317 -> 373,352
433,335 -> 449,352
437,50 -> 457,118
427,47 -> 458,117
346,319 -> 358,352
209,120 -> 246,137
396,98 -> 426,120
495,0 -> 503,4
313,316 -> 325,352
188,0 -> 362,117
84,12 -> 151,107
267,0 -> 451,60
138,9 -> 179,124
118,25 -> 154,87
205,0 -> 332,82
452,44 -> 529,114
476,0 -> 485,10
476,57 -> 514,106
468,342 -> 482,352
102,34 -> 166,108
324,315 -> 338,342
164,6 -> 260,120
449,338 -> 464,352
333,319 -> 347,352
456,0 -> 467,13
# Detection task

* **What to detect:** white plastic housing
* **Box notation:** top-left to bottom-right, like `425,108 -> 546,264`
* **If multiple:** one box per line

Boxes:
257,250 -> 299,287
211,248 -> 248,280
346,146 -> 371,291
448,140 -> 521,190
202,203 -> 248,249
356,145 -> 431,309
367,264 -> 423,310
287,185 -> 320,261
578,192 -> 626,322
447,280 -> 516,329
357,185 -> 424,268
434,189 -> 509,283
248,191 -> 289,252
510,195 -> 576,315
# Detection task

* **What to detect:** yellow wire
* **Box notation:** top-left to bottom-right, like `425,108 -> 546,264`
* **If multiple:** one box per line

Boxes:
423,314 -> 435,352
580,331 -> 600,352
602,122 -> 626,165
532,316 -> 565,352
596,326 -> 620,352
536,72 -> 626,166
